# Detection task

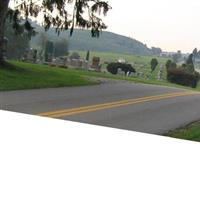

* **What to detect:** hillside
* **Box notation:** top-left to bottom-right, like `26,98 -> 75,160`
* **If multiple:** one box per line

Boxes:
30,24 -> 157,56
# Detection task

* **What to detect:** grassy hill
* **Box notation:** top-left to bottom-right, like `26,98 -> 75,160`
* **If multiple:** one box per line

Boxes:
31,24 -> 157,56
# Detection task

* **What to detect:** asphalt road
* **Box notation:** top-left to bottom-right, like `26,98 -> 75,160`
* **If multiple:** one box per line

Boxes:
1,80 -> 200,135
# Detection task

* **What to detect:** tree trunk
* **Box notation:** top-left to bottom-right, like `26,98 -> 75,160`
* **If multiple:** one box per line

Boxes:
0,0 -> 10,66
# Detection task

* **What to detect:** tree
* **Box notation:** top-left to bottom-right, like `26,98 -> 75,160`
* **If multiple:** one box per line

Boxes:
184,54 -> 195,73
0,0 -> 111,66
186,54 -> 194,65
54,39 -> 68,57
166,59 -> 177,71
193,48 -> 198,63
150,58 -> 158,73
196,50 -> 200,59
45,41 -> 54,62
151,47 -> 162,55
106,63 -> 136,75
70,52 -> 80,60
37,32 -> 48,52
5,19 -> 30,59
86,50 -> 90,62
172,51 -> 182,63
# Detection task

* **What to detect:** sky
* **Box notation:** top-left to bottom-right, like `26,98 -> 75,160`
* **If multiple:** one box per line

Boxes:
9,0 -> 200,53
103,0 -> 200,53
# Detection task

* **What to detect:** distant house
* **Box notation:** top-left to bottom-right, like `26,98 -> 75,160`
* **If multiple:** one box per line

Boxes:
160,52 -> 175,57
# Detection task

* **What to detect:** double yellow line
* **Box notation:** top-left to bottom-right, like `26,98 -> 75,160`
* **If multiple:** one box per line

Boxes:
38,91 -> 199,118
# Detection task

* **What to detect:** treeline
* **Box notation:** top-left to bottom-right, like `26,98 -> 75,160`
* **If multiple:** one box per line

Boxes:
30,22 -> 162,56
5,20 -> 30,59
36,32 -> 69,58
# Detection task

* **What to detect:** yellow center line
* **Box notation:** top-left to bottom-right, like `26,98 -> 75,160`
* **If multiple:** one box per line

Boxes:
39,92 -> 189,116
38,91 -> 199,118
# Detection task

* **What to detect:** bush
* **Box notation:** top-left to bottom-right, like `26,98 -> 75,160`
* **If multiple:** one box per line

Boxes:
167,68 -> 200,88
107,62 -> 136,75
107,63 -> 118,74
166,59 -> 177,70
70,52 -> 80,60
150,58 -> 158,72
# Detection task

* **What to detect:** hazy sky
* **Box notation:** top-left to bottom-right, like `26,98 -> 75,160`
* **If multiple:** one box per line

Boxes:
103,0 -> 200,53
9,0 -> 200,53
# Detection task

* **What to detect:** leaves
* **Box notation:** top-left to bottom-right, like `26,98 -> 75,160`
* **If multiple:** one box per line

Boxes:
8,0 -> 111,37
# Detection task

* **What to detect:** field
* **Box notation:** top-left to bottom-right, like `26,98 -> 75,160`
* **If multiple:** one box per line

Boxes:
77,50 -> 168,65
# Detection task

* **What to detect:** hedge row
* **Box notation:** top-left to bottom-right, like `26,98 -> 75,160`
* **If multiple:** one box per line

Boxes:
167,68 -> 200,88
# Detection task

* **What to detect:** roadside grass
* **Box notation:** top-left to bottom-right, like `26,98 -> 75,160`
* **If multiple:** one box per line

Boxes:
0,60 -> 200,91
0,61 -> 97,91
168,121 -> 200,142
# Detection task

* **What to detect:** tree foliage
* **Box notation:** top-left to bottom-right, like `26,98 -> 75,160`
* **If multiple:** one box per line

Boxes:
5,19 -> 30,59
69,51 -> 80,59
193,48 -> 198,62
167,68 -> 199,88
172,52 -> 182,63
165,59 -> 177,71
54,39 -> 68,57
182,53 -> 195,73
86,50 -> 90,61
151,47 -> 162,55
7,0 -> 111,37
150,58 -> 158,73
107,62 -> 136,75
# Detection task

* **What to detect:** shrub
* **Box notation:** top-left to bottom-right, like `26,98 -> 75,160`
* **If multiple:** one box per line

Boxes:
150,58 -> 158,73
167,68 -> 200,88
70,52 -> 80,60
107,62 -> 136,75
106,63 -> 118,74
182,63 -> 195,73
166,59 -> 177,71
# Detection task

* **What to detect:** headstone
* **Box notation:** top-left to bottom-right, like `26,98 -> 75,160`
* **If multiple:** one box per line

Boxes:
91,57 -> 101,72
157,64 -> 164,80
21,48 -> 37,63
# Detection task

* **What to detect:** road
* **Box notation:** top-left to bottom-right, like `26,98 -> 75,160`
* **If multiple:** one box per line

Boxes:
1,80 -> 200,135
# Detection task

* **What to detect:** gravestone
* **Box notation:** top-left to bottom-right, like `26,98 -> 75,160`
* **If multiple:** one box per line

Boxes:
21,48 -> 37,63
157,64 -> 164,80
91,57 -> 101,72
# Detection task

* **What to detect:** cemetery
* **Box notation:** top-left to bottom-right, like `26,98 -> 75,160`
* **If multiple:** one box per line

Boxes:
15,39 -> 164,82
2,35 -> 200,90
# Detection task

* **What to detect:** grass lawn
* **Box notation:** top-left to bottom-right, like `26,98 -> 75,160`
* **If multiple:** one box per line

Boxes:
0,61 -> 98,91
77,50 -> 168,66
168,121 -> 200,142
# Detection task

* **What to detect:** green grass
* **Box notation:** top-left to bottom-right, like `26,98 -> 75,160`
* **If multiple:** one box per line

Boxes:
168,121 -> 200,142
77,51 -> 168,65
0,61 -> 97,91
